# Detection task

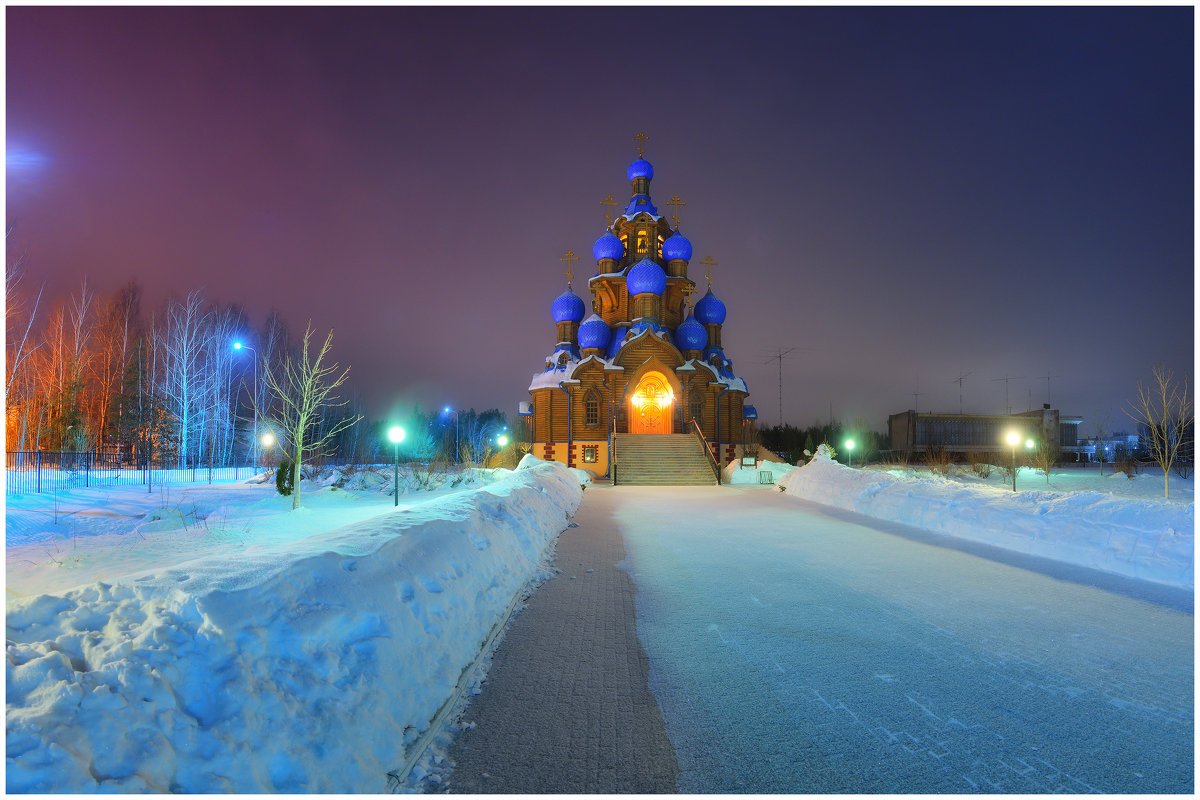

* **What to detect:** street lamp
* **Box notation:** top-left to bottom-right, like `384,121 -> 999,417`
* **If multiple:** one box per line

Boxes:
442,406 -> 459,464
497,434 -> 509,468
1006,431 -> 1020,491
388,426 -> 406,507
233,341 -> 258,468
845,439 -> 855,468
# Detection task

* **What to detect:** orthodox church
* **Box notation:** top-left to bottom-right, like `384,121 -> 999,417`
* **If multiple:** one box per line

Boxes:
525,140 -> 754,478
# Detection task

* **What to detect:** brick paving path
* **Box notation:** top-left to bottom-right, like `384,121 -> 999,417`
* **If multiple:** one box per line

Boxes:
444,485 -> 678,793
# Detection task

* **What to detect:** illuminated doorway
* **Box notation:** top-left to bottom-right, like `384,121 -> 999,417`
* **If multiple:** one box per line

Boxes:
630,371 -> 674,434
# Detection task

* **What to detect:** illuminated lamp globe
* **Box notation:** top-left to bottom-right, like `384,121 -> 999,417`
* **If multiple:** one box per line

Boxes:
497,435 -> 509,447
1006,432 -> 1020,447
388,426 -> 406,444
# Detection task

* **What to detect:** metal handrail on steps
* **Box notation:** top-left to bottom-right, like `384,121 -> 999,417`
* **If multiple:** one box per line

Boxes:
689,420 -> 722,484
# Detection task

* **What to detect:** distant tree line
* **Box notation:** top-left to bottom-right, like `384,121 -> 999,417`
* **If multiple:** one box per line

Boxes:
5,253 -> 371,467
757,418 -> 886,465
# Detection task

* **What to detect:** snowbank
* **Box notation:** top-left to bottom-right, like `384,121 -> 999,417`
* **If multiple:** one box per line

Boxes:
721,458 -> 797,485
6,461 -> 583,793
777,447 -> 1194,590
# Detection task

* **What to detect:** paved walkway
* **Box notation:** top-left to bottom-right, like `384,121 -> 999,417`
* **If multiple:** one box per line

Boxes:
444,485 -> 678,793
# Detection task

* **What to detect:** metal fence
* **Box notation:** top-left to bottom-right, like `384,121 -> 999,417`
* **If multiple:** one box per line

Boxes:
4,451 -> 263,497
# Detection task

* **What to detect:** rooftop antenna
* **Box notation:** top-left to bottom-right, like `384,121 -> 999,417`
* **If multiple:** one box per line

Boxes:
1038,370 -> 1061,406
912,371 -> 927,411
760,347 -> 805,426
951,371 -> 972,414
991,374 -> 1024,415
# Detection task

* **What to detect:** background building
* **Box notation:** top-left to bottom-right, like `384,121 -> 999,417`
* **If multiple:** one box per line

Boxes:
888,405 -> 1087,460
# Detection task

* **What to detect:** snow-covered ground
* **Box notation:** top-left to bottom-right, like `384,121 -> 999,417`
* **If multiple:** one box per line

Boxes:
7,448 -> 1193,792
758,448 -> 1193,589
6,460 -> 584,792
614,484 -> 1193,793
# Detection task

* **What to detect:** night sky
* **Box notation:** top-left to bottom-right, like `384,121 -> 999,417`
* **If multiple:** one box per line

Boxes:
6,7 -> 1193,433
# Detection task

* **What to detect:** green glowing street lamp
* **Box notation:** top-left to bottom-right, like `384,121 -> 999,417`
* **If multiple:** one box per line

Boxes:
497,434 -> 509,468
388,426 -> 406,507
845,439 -> 855,468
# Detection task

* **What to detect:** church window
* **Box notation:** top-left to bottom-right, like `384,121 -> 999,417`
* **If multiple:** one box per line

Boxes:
690,393 -> 702,423
585,391 -> 600,425
557,352 -> 569,368
636,232 -> 648,254
583,446 -> 598,463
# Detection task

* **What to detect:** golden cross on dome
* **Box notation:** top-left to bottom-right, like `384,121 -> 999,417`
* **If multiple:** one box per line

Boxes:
601,195 -> 617,225
699,255 -> 718,290
666,195 -> 686,229
560,250 -> 580,287
682,283 -> 697,311
633,131 -> 649,158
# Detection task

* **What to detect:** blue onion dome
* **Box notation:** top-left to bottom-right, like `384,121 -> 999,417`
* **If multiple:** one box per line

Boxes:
578,313 -> 611,350
551,288 -> 586,323
626,258 -> 667,296
675,315 -> 708,351
662,231 -> 693,262
592,231 -> 625,262
627,157 -> 654,182
694,290 -> 727,324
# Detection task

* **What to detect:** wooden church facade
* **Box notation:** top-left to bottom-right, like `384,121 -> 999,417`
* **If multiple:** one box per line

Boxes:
525,142 -> 754,475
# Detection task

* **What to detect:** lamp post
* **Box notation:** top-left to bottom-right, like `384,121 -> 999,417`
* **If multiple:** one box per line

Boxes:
497,434 -> 509,468
233,341 -> 258,468
1006,431 -> 1020,491
845,439 -> 855,468
388,426 -> 406,507
443,406 -> 459,464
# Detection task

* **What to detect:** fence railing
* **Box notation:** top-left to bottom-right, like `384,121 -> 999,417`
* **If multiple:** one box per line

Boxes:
4,451 -> 265,497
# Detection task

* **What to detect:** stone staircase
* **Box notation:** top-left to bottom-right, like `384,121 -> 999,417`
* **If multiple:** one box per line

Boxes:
613,433 -> 719,486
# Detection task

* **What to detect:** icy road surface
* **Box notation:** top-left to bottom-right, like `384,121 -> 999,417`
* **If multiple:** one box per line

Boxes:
612,485 -> 1193,793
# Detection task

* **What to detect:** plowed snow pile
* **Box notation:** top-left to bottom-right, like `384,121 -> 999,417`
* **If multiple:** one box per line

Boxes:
777,446 -> 1193,589
6,460 -> 583,792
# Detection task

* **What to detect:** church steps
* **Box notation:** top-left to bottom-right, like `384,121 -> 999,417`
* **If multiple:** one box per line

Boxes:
613,434 -> 719,486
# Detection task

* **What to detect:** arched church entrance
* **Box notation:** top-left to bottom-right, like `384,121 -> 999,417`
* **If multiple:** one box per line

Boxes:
629,371 -> 674,434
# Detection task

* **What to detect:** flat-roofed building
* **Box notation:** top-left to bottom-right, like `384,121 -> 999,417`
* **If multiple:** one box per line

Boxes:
888,405 -> 1087,460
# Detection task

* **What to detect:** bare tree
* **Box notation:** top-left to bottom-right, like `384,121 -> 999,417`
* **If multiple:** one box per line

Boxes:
1091,410 -> 1110,477
1031,437 -> 1059,485
260,322 -> 361,509
1127,364 -> 1193,498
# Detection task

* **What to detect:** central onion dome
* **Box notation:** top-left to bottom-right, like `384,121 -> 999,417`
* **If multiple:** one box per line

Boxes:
694,290 -> 727,324
627,157 -> 654,182
551,288 -> 585,323
675,315 -> 708,351
578,313 -> 611,351
592,231 -> 624,262
626,258 -> 666,296
663,231 -> 693,262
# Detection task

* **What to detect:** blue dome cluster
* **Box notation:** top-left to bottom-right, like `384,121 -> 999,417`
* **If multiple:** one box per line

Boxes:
627,157 -> 654,182
592,231 -> 624,262
694,290 -> 727,325
675,315 -> 707,351
663,231 -> 692,262
578,314 -> 611,351
551,289 -> 585,323
626,258 -> 666,296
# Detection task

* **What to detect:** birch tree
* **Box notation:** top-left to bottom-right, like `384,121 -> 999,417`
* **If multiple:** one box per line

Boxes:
1127,364 -> 1193,498
260,322 -> 361,509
